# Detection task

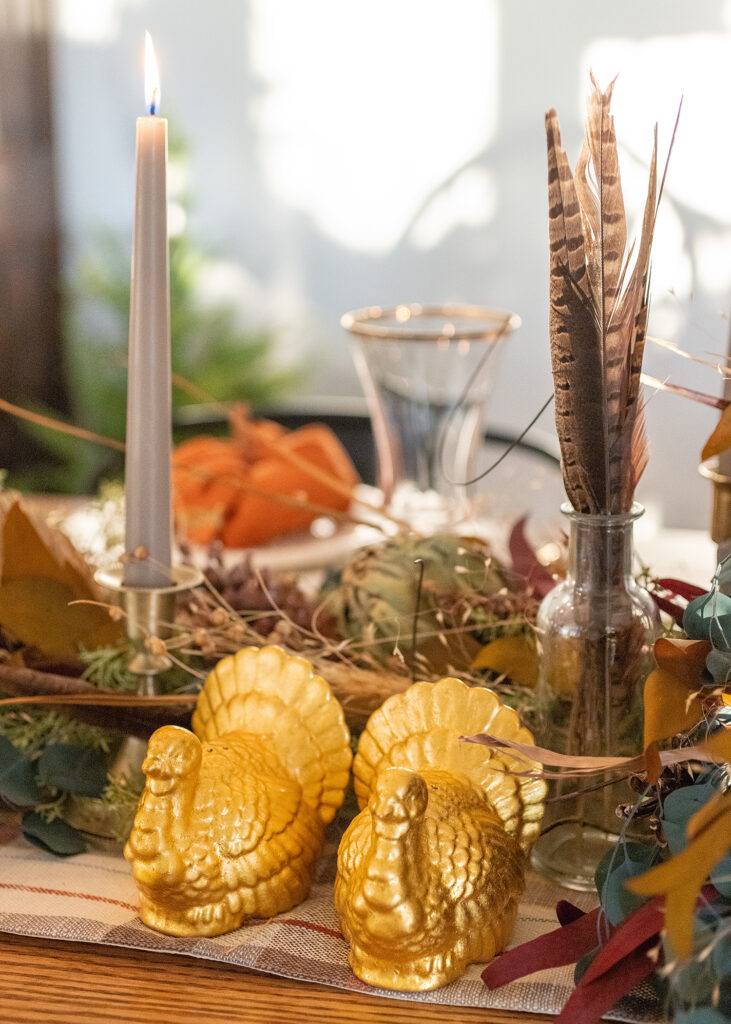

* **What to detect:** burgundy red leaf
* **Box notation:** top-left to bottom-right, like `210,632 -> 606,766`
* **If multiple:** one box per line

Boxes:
508,517 -> 556,598
481,907 -> 600,987
656,578 -> 707,601
557,938 -> 660,1024
650,592 -> 685,625
556,900 -> 588,926
580,897 -> 663,985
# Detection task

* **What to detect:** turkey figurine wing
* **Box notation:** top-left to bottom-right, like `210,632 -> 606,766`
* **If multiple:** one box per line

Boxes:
190,733 -> 324,919
423,781 -> 525,910
337,809 -> 372,884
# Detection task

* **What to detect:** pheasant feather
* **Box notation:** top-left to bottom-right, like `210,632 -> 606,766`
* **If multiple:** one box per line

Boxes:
546,75 -> 663,514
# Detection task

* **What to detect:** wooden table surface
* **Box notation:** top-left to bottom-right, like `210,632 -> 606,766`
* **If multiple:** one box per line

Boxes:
0,931 -> 556,1024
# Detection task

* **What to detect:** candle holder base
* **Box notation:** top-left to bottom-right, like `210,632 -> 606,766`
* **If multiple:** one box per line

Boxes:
95,564 -> 204,784
700,460 -> 731,546
95,563 -> 203,693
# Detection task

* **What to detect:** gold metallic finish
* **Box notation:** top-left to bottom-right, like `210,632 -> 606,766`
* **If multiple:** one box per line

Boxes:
700,460 -> 731,543
96,564 -> 204,681
335,677 -> 546,990
124,645 -> 352,936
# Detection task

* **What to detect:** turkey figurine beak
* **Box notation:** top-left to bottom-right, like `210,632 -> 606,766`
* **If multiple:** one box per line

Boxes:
371,768 -> 428,825
141,754 -> 177,796
141,744 -> 181,795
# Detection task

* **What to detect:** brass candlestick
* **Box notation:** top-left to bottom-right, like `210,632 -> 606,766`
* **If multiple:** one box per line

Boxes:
94,564 -> 204,778
700,461 -> 731,602
700,460 -> 731,549
96,563 -> 204,692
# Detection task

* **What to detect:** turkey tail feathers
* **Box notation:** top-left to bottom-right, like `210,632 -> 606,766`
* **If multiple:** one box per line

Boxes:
193,645 -> 352,824
353,678 -> 546,853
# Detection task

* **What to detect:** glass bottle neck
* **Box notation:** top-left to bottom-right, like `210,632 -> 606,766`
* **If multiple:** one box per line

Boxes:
565,513 -> 637,591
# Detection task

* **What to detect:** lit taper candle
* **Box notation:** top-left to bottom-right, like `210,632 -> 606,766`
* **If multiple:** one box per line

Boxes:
124,31 -> 172,587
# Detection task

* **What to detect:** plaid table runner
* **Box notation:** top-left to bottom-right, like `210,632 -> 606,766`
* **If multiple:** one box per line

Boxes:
0,822 -> 665,1021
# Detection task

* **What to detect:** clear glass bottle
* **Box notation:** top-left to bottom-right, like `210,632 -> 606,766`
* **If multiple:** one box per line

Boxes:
531,502 -> 660,890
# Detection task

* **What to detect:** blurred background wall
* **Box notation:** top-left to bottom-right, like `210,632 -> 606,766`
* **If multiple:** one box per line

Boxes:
44,0 -> 731,528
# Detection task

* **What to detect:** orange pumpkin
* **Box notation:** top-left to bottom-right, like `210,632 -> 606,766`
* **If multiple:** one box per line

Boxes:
172,419 -> 359,549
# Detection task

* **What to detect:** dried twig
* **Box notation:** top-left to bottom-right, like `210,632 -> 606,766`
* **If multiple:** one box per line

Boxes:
0,397 -> 125,451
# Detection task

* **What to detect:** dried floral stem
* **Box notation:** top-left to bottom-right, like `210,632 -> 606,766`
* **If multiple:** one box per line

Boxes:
0,693 -> 196,708
0,663 -> 99,696
647,335 -> 731,377
0,397 -> 125,451
170,372 -> 229,417
640,374 -> 727,411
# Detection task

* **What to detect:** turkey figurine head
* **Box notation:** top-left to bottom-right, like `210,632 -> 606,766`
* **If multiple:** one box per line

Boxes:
142,725 -> 202,796
371,768 -> 427,835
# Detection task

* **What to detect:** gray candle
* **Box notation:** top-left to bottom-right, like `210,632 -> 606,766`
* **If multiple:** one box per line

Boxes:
124,33 -> 172,588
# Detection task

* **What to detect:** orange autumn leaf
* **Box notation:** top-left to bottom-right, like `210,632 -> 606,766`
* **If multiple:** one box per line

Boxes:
701,403 -> 731,462
643,670 -> 704,779
642,637 -> 710,784
472,633 -> 539,688
626,790 -> 731,959
0,492 -> 121,663
653,636 -> 711,678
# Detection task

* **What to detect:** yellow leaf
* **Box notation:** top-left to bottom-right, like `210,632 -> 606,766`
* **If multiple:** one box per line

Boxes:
686,786 -> 731,841
0,493 -> 121,663
653,637 -> 711,679
699,726 -> 731,765
642,637 -> 709,785
0,494 -> 93,591
627,799 -> 731,958
702,403 -> 731,462
664,884 -> 701,962
643,668 -> 704,771
471,633 -> 539,688
0,578 -> 120,663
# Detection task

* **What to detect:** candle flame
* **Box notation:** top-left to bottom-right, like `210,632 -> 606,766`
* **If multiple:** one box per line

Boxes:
144,31 -> 161,116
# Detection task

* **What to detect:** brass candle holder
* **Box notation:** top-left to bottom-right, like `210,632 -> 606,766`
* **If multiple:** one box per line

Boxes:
94,563 -> 204,780
95,563 -> 204,694
699,460 -> 731,548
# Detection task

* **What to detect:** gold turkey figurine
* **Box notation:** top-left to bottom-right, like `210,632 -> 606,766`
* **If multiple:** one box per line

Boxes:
335,677 -> 546,990
124,645 -> 352,936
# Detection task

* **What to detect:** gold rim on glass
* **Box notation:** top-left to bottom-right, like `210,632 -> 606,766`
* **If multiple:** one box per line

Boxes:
340,303 -> 521,342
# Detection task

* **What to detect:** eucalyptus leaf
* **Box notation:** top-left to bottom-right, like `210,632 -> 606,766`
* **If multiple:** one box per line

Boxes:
705,648 -> 731,684
710,856 -> 731,898
709,612 -> 731,651
596,842 -> 657,926
669,957 -> 715,1010
0,735 -> 42,806
573,947 -> 597,985
662,783 -> 720,844
671,1007 -> 727,1024
716,556 -> 731,588
37,744 -> 108,797
711,934 -> 731,980
683,591 -> 731,645
661,781 -> 731,895
21,812 -> 86,856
